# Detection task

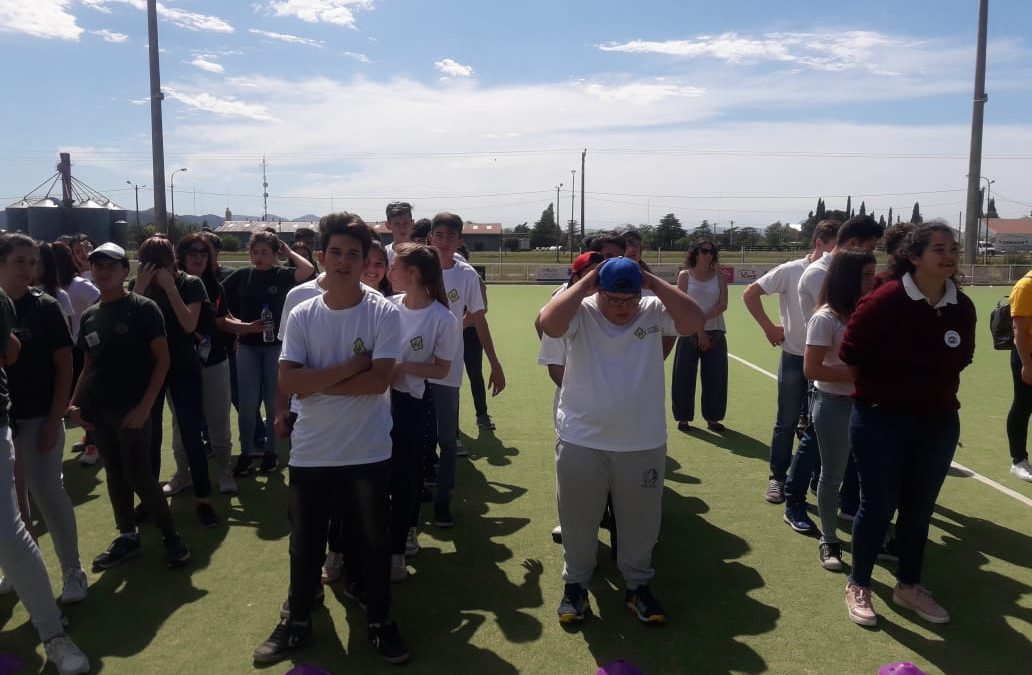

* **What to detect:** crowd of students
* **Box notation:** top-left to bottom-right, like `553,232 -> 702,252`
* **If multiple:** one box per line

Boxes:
0,206 -> 1023,672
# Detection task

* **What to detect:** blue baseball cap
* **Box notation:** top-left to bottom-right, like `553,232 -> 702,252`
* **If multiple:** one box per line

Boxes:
597,257 -> 642,294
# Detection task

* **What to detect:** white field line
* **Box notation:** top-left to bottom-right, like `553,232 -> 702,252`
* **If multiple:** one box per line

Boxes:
728,353 -> 1032,509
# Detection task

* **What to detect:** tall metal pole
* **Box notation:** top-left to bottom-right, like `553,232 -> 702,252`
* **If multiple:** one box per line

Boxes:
170,167 -> 187,229
126,181 -> 145,226
580,149 -> 586,238
147,0 -> 168,232
963,0 -> 989,264
570,169 -> 576,261
554,182 -> 563,263
982,176 -> 994,264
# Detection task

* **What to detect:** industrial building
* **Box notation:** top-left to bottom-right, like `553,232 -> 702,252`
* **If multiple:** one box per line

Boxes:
3,153 -> 128,245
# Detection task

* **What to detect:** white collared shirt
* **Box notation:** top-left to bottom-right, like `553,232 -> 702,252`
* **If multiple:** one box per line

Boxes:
901,273 -> 958,309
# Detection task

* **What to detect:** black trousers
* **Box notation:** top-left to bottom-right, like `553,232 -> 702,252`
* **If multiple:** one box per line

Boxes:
1007,348 -> 1032,464
462,326 -> 488,418
389,390 -> 425,551
288,461 -> 392,624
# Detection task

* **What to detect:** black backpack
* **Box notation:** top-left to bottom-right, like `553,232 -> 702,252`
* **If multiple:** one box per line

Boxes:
989,297 -> 1013,350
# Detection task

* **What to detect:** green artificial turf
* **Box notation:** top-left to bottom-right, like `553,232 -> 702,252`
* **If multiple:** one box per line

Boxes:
2,285 -> 1030,674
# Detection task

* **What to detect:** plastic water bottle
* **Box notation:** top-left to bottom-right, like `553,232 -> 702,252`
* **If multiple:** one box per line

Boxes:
261,305 -> 275,343
879,663 -> 927,675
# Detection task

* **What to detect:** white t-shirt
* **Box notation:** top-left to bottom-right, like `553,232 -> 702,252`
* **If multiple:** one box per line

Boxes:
798,252 -> 833,322
388,295 -> 461,399
556,295 -> 679,452
66,276 -> 100,341
279,291 -> 401,467
428,262 -> 486,388
806,307 -> 852,396
755,256 -> 812,357
538,333 -> 566,426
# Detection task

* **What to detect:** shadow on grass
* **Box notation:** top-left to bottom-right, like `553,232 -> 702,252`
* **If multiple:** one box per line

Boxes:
557,461 -> 779,674
682,426 -> 770,462
463,429 -> 519,468
866,504 -> 1032,674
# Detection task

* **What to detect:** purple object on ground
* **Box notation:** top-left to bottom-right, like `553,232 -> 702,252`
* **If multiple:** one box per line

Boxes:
879,663 -> 928,675
0,653 -> 22,675
598,659 -> 645,675
285,665 -> 332,675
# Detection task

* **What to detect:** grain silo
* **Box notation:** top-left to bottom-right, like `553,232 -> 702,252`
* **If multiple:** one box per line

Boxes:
4,198 -> 31,232
27,197 -> 64,242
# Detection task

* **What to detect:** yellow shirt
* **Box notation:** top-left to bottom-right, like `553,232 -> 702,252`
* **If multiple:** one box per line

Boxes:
1009,272 -> 1032,341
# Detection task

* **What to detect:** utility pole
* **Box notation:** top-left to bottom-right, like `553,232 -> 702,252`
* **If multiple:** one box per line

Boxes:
261,155 -> 269,221
170,167 -> 187,229
554,182 -> 563,263
570,169 -> 576,261
146,0 -> 168,232
580,149 -> 586,238
963,0 -> 989,264
126,181 -> 145,226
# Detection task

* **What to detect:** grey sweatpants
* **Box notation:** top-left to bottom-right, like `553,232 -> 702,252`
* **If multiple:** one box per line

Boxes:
556,440 -> 666,589
171,359 -> 232,476
0,425 -> 64,641
13,417 -> 81,573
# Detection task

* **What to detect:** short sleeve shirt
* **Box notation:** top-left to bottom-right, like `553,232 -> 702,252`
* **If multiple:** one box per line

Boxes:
8,291 -> 73,419
132,272 -> 208,370
1009,272 -> 1032,341
222,266 -> 298,346
754,256 -> 811,356
806,307 -> 852,396
429,262 -> 486,388
76,293 -> 166,422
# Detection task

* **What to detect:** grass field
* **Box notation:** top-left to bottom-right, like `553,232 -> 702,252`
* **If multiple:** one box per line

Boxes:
2,285 -> 1030,675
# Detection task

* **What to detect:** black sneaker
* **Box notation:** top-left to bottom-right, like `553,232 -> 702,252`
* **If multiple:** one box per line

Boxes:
253,618 -> 312,664
434,502 -> 454,528
163,533 -> 191,568
819,542 -> 844,571
557,582 -> 589,623
368,621 -> 410,664
196,502 -> 219,528
232,454 -> 255,478
92,534 -> 141,570
878,537 -> 900,563
259,451 -> 279,473
70,439 -> 86,454
624,585 -> 667,624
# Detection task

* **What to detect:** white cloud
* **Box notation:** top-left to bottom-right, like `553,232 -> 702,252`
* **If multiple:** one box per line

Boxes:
88,1 -> 233,33
265,0 -> 375,28
342,50 -> 369,63
249,28 -> 324,47
81,0 -> 112,13
600,31 -> 936,76
0,0 -> 83,40
576,81 -> 705,105
434,58 -> 474,78
189,56 -> 225,74
92,28 -> 128,43
165,87 -> 274,121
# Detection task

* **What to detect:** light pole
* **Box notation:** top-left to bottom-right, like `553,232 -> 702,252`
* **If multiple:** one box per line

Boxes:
981,175 -> 995,264
570,169 -> 576,262
170,167 -> 187,229
126,180 -> 146,227
554,182 -> 563,262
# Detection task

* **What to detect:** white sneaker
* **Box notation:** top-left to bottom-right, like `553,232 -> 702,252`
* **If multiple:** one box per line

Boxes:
404,527 -> 420,557
60,569 -> 88,604
44,634 -> 90,675
1010,459 -> 1032,483
390,554 -> 407,583
217,469 -> 238,495
162,472 -> 193,496
77,446 -> 99,466
0,575 -> 13,595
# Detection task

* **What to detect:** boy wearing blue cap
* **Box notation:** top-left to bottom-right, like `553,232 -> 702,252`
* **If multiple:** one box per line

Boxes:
538,257 -> 704,625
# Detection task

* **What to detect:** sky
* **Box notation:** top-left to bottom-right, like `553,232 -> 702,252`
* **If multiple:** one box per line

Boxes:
1,0 -> 1031,230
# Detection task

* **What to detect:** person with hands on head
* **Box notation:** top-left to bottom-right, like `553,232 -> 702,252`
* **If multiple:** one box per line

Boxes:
67,243 -> 190,572
0,234 -> 87,604
539,257 -> 704,626
223,231 -> 314,478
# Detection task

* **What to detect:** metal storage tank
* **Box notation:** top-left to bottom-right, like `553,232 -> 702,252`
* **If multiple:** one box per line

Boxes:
71,199 -> 109,244
27,198 -> 66,242
4,198 -> 31,233
107,202 -> 127,237
110,219 -> 129,248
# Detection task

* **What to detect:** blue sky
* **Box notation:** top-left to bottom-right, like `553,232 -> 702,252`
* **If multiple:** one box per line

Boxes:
1,0 -> 1030,229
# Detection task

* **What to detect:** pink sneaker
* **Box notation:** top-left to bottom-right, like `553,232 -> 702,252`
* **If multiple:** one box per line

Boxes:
845,582 -> 877,626
893,584 -> 950,624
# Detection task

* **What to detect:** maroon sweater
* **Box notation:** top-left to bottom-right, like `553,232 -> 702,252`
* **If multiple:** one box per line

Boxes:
839,279 -> 976,415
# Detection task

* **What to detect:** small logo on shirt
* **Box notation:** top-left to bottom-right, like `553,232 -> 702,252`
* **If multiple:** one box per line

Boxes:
641,468 -> 659,488
410,336 -> 424,351
944,330 -> 961,348
353,338 -> 367,354
634,327 -> 647,340
268,285 -> 278,295
447,289 -> 460,303
114,323 -> 129,335
84,332 -> 100,348
646,325 -> 660,334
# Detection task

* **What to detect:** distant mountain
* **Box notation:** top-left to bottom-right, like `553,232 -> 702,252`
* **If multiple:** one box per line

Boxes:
292,214 -> 320,222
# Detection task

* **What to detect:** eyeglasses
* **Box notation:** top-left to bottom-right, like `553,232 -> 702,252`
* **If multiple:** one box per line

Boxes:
601,291 -> 641,308
185,248 -> 209,256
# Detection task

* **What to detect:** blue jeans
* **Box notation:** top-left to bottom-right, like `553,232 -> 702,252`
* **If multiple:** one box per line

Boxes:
812,390 -> 854,543
769,352 -> 808,482
848,403 -> 959,587
151,364 -> 212,498
671,332 -> 728,423
236,344 -> 280,457
429,383 -> 460,505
